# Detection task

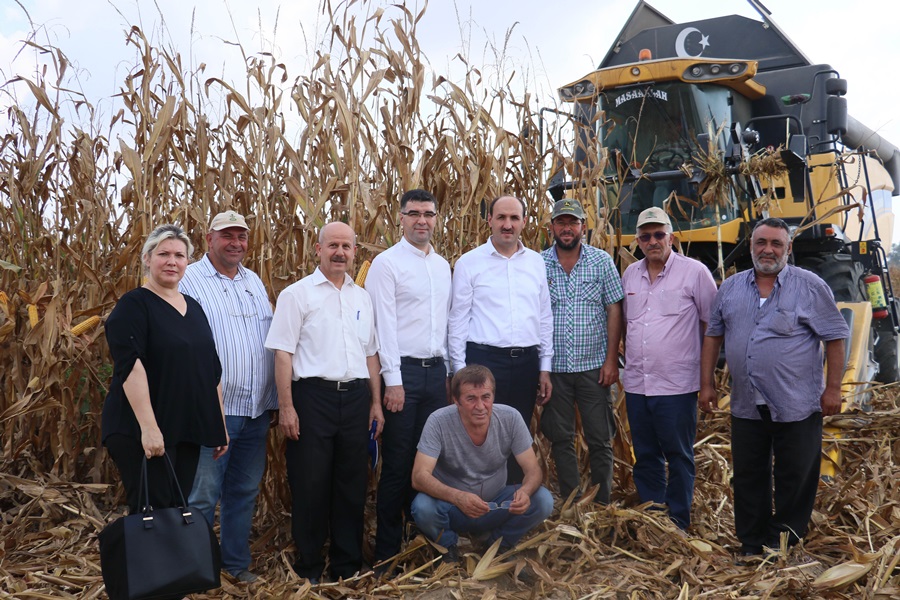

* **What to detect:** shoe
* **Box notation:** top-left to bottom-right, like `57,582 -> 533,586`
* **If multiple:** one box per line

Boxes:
443,544 -> 460,564
230,569 -> 258,583
307,577 -> 320,585
467,531 -> 491,552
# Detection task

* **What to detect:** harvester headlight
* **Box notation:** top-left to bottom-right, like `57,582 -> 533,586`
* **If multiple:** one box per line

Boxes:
730,63 -> 743,74
710,64 -> 721,74
631,67 -> 641,76
691,66 -> 703,77
558,80 -> 595,100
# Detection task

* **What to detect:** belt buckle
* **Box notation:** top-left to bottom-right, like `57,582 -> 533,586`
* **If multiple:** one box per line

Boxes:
421,358 -> 433,368
510,348 -> 523,358
337,380 -> 351,392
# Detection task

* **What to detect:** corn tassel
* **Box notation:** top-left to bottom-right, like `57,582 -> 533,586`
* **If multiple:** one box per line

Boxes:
355,259 -> 371,287
28,304 -> 39,327
70,315 -> 101,336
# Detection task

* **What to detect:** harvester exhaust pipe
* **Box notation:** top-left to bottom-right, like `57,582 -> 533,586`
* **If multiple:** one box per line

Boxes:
844,115 -> 900,196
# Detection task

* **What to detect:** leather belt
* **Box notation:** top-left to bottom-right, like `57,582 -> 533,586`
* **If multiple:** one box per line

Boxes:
401,356 -> 444,368
468,343 -> 538,358
302,377 -> 366,392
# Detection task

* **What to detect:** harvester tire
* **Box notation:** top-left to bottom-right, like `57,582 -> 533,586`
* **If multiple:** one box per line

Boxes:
794,253 -> 865,302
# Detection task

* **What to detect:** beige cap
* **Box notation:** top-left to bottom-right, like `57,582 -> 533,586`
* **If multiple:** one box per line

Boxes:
210,211 -> 249,231
635,206 -> 672,229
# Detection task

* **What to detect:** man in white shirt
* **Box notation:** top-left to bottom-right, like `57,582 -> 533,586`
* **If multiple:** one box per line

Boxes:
448,195 -> 553,483
264,222 -> 385,584
365,189 -> 452,573
180,210 -> 276,583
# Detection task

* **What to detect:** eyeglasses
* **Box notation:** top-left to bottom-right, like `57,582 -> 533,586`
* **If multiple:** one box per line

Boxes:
401,210 -> 437,219
637,231 -> 669,243
486,500 -> 512,511
221,279 -> 259,318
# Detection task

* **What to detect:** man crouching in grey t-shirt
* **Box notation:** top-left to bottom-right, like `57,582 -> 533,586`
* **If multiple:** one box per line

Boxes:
410,364 -> 554,563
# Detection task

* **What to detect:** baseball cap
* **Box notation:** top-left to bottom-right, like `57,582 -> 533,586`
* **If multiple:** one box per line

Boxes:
551,199 -> 585,220
635,206 -> 672,229
210,211 -> 249,231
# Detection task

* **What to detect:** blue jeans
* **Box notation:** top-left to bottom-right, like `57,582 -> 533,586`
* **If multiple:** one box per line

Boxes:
625,392 -> 697,529
189,413 -> 269,574
411,485 -> 554,548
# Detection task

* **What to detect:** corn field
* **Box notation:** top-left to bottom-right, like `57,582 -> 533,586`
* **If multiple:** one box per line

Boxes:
1,2 -> 899,598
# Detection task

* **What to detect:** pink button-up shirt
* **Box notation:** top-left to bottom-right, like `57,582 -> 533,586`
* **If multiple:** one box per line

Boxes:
622,251 -> 717,395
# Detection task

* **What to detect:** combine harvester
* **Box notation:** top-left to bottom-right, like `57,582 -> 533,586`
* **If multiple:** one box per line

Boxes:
542,0 -> 899,477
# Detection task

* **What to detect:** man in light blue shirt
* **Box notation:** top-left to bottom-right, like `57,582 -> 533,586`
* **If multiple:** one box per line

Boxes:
180,210 -> 276,583
700,218 -> 848,558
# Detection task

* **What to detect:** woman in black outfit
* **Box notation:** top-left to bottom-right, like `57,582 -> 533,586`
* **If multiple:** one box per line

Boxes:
103,224 -> 228,512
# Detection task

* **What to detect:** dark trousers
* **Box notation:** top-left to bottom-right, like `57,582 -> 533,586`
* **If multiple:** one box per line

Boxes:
106,434 -> 200,514
465,342 -> 540,484
625,392 -> 697,529
286,379 -> 370,579
731,407 -> 823,552
374,359 -> 448,562
542,370 -> 616,503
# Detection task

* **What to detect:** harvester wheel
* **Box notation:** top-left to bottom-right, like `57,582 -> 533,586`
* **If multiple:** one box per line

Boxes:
795,254 -> 865,301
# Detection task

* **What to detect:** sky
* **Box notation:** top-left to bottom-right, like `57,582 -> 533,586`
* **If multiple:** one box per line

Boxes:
2,0 -> 899,234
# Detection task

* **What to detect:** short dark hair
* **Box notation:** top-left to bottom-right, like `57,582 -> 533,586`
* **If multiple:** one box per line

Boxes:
400,189 -> 437,211
752,217 -> 790,235
488,195 -> 527,217
451,364 -> 496,401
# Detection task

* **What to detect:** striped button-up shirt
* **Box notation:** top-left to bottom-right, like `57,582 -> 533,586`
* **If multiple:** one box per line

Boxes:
180,255 -> 277,418
706,264 -> 850,422
542,244 -> 624,373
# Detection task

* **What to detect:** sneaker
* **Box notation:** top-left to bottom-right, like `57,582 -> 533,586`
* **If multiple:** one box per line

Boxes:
230,570 -> 259,583
443,544 -> 460,564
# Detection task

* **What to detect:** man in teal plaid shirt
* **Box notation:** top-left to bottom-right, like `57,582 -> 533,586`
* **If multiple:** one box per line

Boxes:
541,199 -> 624,503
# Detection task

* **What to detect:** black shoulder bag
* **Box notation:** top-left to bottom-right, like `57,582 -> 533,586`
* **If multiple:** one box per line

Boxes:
99,453 -> 222,600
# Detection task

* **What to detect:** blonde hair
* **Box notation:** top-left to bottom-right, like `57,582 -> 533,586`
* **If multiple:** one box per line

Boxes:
141,224 -> 194,269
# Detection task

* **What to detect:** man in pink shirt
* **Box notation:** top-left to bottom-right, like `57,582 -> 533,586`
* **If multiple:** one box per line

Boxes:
622,207 -> 717,529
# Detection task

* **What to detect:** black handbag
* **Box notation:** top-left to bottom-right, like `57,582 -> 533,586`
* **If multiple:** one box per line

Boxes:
99,453 -> 222,600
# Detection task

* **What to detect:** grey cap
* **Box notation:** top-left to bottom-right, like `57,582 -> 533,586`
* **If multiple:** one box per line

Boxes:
635,206 -> 672,228
551,199 -> 586,220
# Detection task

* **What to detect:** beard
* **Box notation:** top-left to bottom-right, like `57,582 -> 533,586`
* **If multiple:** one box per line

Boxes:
751,251 -> 788,274
553,233 -> 581,251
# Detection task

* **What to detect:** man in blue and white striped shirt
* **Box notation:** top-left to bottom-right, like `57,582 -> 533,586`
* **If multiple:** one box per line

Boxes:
180,210 -> 277,583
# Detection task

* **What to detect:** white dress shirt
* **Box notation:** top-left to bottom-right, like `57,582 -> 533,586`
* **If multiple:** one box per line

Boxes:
264,268 -> 378,381
180,255 -> 277,418
365,237 -> 452,386
448,238 -> 554,373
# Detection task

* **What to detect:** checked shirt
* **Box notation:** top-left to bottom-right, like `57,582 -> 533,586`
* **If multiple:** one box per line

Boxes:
542,245 -> 624,373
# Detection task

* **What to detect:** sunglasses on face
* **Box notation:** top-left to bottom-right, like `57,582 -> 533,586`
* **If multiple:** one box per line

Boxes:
637,231 -> 669,243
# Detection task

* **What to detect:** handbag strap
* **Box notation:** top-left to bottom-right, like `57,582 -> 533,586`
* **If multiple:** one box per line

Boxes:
137,452 -> 193,520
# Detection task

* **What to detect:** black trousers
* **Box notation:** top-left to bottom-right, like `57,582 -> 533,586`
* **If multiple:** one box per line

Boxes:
286,379 -> 370,579
105,434 -> 200,514
465,342 -> 540,484
374,359 -> 447,562
731,407 -> 823,552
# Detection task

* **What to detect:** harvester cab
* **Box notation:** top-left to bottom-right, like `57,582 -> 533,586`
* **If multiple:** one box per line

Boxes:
541,1 -> 900,402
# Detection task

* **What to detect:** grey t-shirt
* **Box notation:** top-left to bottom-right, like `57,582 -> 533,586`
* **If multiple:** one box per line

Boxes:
417,404 -> 533,501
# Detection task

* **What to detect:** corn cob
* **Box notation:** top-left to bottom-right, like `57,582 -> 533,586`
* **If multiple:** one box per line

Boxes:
28,304 -> 39,327
0,290 -> 8,313
355,259 -> 371,287
70,315 -> 101,336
